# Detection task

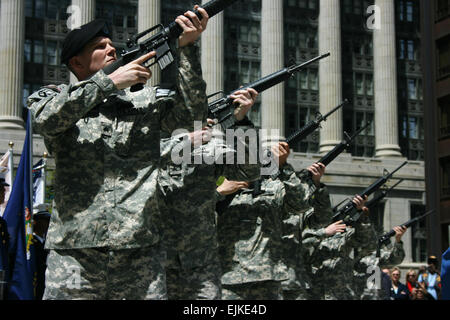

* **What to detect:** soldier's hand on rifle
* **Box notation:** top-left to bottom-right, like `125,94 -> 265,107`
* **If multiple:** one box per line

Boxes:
325,220 -> 347,236
231,88 -> 258,121
217,179 -> 249,196
307,163 -> 325,187
108,52 -> 155,89
271,142 -> 290,168
393,225 -> 407,243
352,194 -> 368,210
177,5 -> 209,48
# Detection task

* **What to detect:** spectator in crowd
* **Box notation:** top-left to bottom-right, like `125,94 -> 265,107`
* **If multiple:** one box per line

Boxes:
405,269 -> 418,297
410,282 -> 434,300
389,267 -> 409,300
418,255 -> 441,300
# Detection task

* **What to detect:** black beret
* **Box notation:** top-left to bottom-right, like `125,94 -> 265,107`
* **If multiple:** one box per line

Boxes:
0,178 -> 9,187
61,19 -> 111,65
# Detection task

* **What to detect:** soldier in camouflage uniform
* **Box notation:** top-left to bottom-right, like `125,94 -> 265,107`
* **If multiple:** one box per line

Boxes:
158,90 -> 260,300
216,142 -> 326,300
353,224 -> 406,300
281,178 -> 337,300
304,197 -> 370,300
26,8 -> 210,300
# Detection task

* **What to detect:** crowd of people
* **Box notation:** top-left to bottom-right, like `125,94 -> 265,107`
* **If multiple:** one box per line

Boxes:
384,256 -> 442,300
0,4 -> 447,300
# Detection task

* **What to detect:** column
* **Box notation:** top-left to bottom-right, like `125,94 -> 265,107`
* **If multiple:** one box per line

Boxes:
138,0 -> 161,87
0,0 -> 25,129
374,0 -> 402,157
261,0 -> 284,142
201,0 -> 224,96
70,0 -> 96,83
319,0 -> 343,153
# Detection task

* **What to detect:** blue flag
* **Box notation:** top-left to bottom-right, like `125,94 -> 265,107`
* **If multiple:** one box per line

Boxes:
3,115 -> 36,300
442,247 -> 450,300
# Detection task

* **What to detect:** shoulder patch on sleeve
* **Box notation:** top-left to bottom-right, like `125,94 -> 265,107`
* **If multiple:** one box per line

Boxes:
28,86 -> 60,101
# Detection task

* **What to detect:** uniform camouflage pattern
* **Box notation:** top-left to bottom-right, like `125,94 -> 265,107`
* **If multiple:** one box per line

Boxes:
281,179 -> 334,300
159,124 -> 260,299
43,244 -> 167,300
222,281 -> 283,300
353,240 -> 406,300
27,44 -> 207,250
217,163 -> 317,299
306,211 -> 377,300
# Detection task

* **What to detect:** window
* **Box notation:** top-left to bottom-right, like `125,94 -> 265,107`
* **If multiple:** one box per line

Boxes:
411,204 -> 427,263
399,39 -> 405,59
34,40 -> 44,64
24,39 -> 32,63
299,69 -> 318,91
35,0 -> 46,18
437,0 -> 450,21
442,157 -> 450,197
407,40 -> 415,60
47,41 -> 57,65
354,73 -> 373,96
439,96 -> 450,137
438,36 -> 450,78
406,1 -> 414,22
407,78 -> 422,100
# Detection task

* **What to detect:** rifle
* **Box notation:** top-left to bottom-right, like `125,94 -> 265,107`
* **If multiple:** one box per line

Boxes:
208,53 -> 331,130
331,161 -> 408,225
271,119 -> 368,181
378,210 -> 435,245
364,179 -> 404,210
103,0 -> 238,92
285,99 -> 348,148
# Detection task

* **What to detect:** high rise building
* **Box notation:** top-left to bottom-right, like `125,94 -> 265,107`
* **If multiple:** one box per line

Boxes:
421,0 -> 450,256
0,0 -> 430,268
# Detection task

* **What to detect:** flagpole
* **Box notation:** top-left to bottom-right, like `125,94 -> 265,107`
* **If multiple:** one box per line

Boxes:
42,152 -> 47,209
7,142 -> 14,188
28,115 -> 34,228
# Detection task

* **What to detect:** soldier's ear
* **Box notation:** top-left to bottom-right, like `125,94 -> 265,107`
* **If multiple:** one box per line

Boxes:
68,56 -> 84,77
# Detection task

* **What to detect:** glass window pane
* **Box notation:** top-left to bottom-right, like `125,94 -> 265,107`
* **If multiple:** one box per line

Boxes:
239,25 -> 248,41
47,0 -> 58,19
127,16 -> 136,29
408,79 -> 417,99
406,1 -> 414,21
47,41 -> 57,65
409,116 -> 418,139
366,74 -> 373,96
300,70 -> 308,89
34,40 -> 44,64
407,40 -> 415,60
25,0 -> 33,17
355,73 -> 364,95
35,0 -> 46,18
309,69 -> 318,90
24,39 -> 32,62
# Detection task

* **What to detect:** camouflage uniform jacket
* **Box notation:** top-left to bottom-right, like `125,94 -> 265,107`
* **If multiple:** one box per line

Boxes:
158,122 -> 261,269
353,240 -> 405,300
217,163 -> 318,285
281,181 -> 333,291
27,44 -> 207,250
307,209 -> 377,299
